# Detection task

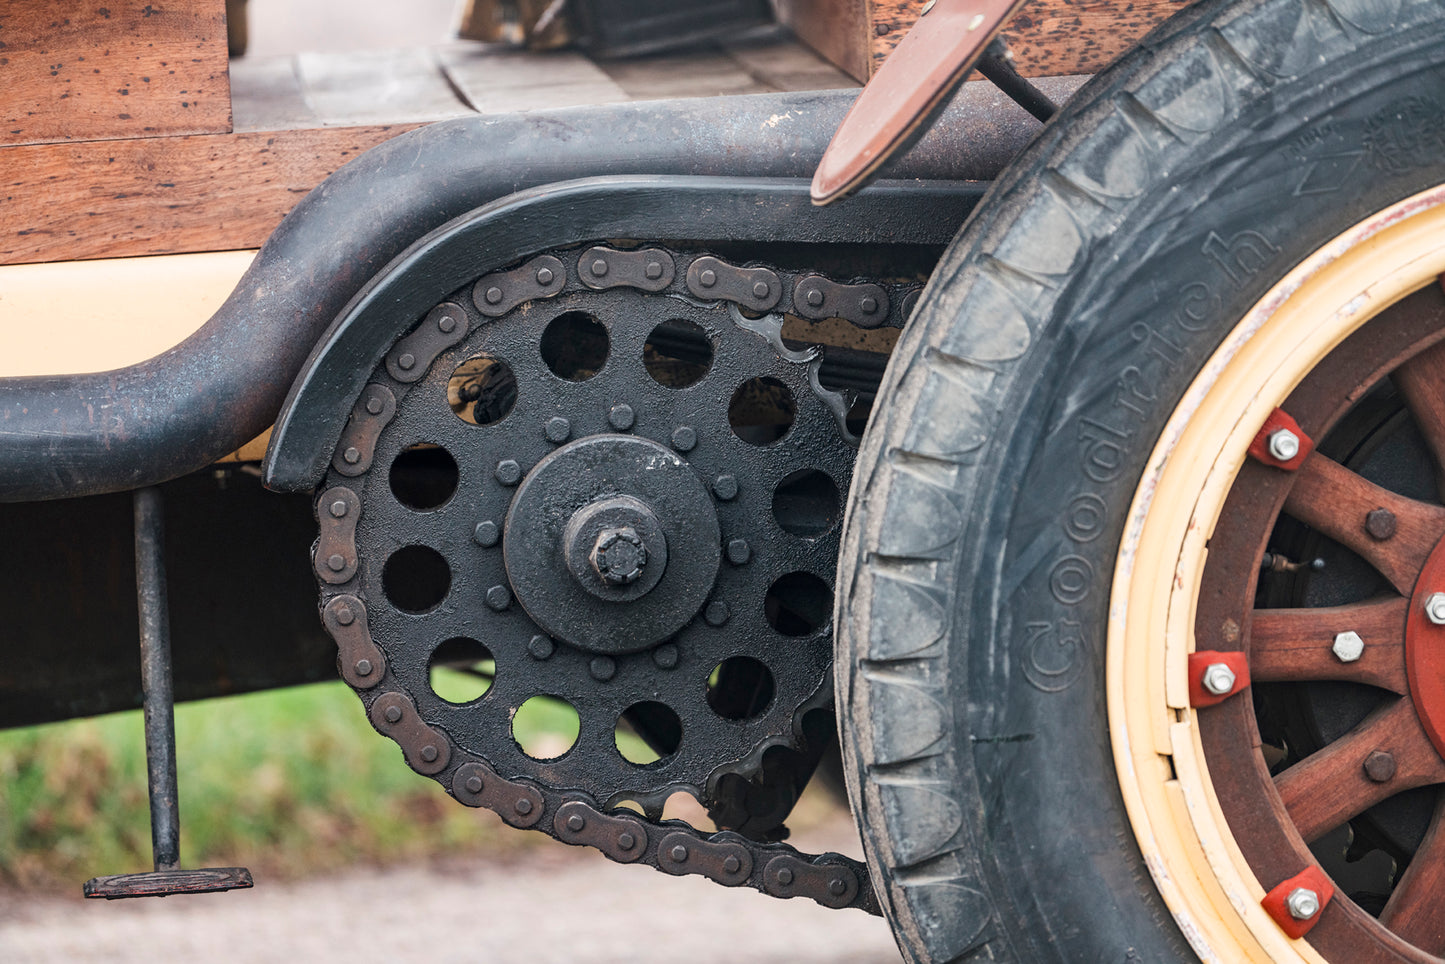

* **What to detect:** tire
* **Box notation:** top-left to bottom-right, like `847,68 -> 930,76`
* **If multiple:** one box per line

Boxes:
836,2 -> 1445,962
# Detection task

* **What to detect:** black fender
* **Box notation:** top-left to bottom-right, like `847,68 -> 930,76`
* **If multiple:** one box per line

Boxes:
0,80 -> 1083,502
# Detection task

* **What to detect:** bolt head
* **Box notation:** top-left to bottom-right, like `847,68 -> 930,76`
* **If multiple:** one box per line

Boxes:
608,403 -> 635,431
653,643 -> 679,669
589,656 -> 616,681
1363,749 -> 1397,783
1268,428 -> 1301,462
671,426 -> 697,452
528,634 -> 555,660
329,499 -> 348,518
473,520 -> 500,547
713,474 -> 738,500
1332,631 -> 1364,663
1286,887 -> 1320,921
486,585 -> 511,611
726,538 -> 751,566
591,527 -> 647,585
1427,593 -> 1445,626
495,459 -> 522,485
1201,662 -> 1237,696
545,416 -> 571,443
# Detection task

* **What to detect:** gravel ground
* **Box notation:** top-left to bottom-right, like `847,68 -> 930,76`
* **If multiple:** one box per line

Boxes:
0,821 -> 901,964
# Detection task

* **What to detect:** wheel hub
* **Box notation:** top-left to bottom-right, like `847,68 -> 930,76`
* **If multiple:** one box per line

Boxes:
506,434 -> 719,654
1406,538 -> 1445,761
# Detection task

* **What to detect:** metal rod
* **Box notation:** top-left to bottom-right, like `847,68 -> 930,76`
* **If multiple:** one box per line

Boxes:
134,486 -> 180,872
976,38 -> 1058,123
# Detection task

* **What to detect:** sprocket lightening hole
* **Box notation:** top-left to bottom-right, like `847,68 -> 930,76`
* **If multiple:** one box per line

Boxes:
615,702 -> 682,765
764,572 -> 832,636
512,695 -> 580,760
428,637 -> 495,704
388,444 -> 459,510
728,376 -> 796,445
448,354 -> 518,425
771,469 -> 840,537
644,319 -> 714,388
540,312 -> 609,381
381,545 -> 451,613
706,657 -> 775,720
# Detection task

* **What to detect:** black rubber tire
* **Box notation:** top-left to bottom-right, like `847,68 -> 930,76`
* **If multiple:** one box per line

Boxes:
836,2 -> 1445,961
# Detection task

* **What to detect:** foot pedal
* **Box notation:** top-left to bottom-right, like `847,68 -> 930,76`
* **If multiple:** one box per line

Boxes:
84,867 -> 254,899
83,488 -> 252,899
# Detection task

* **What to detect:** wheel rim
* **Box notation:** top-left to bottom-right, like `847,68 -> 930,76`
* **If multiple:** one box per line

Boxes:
1109,184 -> 1445,962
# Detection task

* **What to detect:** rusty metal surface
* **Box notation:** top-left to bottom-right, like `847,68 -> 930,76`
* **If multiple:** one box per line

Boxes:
331,385 -> 397,476
0,83 -> 1080,503
579,246 -> 676,292
472,255 -> 567,316
82,867 -> 254,900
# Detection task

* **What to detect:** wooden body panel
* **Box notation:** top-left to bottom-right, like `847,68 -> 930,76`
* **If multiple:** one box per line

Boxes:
0,0 -> 232,147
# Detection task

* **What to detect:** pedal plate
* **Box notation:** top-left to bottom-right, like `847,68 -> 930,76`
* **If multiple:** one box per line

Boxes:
83,867 -> 253,899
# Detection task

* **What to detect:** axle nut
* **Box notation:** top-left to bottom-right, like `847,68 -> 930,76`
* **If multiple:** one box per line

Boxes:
591,527 -> 647,586
1286,887 -> 1320,921
1201,662 -> 1237,696
1427,592 -> 1445,626
1267,429 -> 1301,462
1332,631 -> 1364,663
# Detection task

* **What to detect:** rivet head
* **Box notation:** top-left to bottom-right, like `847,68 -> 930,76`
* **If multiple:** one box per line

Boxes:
1286,887 -> 1320,921
644,261 -> 663,280
354,658 -> 372,676
473,520 -> 500,547
567,813 -> 586,832
652,643 -> 679,669
329,499 -> 348,518
485,286 -> 504,305
805,288 -> 824,307
383,705 -> 403,724
326,553 -> 347,572
726,538 -> 751,566
713,475 -> 738,501
722,855 -> 741,873
828,878 -> 847,896
342,447 -> 361,465
397,353 -> 417,371
486,585 -> 511,611
671,426 -> 697,452
545,416 -> 571,443
437,314 -> 458,334
528,634 -> 555,660
776,868 -> 795,886
1332,631 -> 1364,663
1364,749 -> 1397,783
514,798 -> 533,815
419,744 -> 439,763
752,281 -> 769,299
1365,507 -> 1397,540
1268,428 -> 1301,462
609,403 -> 635,431
670,844 -> 689,862
495,459 -> 522,486
704,600 -> 730,626
535,266 -> 554,285
1427,592 -> 1445,626
860,296 -> 879,314
618,832 -> 636,850
366,396 -> 384,415
464,775 -> 484,794
1201,662 -> 1236,696
591,258 -> 608,277
335,606 -> 355,626
589,656 -> 616,681
699,269 -> 717,288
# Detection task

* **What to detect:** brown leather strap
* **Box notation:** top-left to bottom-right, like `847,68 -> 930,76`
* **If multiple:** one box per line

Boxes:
811,0 -> 1031,205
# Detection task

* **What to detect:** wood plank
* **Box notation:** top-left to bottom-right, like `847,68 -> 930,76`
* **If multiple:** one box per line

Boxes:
438,46 -> 631,113
722,40 -> 858,93
772,0 -> 871,83
0,125 -> 417,265
228,56 -> 319,132
0,0 -> 232,146
598,49 -> 773,100
295,48 -> 473,126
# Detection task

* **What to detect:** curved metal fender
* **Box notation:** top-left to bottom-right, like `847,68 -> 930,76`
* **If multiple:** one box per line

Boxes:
0,81 -> 1082,502
262,174 -> 985,491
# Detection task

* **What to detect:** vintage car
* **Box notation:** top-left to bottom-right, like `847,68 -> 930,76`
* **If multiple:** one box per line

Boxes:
3,0 -> 1444,960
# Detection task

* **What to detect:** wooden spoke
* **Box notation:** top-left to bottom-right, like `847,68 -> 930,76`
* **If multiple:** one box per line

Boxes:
1380,792 -> 1445,956
1249,598 -> 1409,693
1274,697 -> 1445,843
1283,455 -> 1445,595
1394,339 -> 1445,478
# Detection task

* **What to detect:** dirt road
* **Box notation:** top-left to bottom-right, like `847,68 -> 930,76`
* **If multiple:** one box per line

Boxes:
0,823 -> 901,964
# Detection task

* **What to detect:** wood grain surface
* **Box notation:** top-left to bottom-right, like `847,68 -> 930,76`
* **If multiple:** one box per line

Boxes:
0,126 -> 415,264
0,0 -> 232,147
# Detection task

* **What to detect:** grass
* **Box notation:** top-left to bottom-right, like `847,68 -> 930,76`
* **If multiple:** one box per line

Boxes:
0,677 -> 553,891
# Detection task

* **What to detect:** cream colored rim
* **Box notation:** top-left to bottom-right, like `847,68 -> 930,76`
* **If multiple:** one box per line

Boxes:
1108,184 -> 1445,962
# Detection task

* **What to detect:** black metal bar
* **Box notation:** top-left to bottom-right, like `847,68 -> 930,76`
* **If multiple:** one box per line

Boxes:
976,38 -> 1058,123
134,486 -> 180,872
0,78 -> 1086,504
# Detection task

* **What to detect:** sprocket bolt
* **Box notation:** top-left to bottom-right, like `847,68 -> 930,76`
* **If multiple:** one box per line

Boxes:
545,416 -> 571,443
495,459 -> 522,486
473,520 -> 500,547
1286,887 -> 1320,921
1268,429 -> 1300,462
486,585 -> 512,611
608,404 -> 635,431
1201,662 -> 1236,696
726,538 -> 751,566
528,634 -> 555,660
705,601 -> 730,626
653,643 -> 679,669
591,527 -> 648,586
589,656 -> 616,681
1363,749 -> 1396,783
671,426 -> 697,452
713,475 -> 738,500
